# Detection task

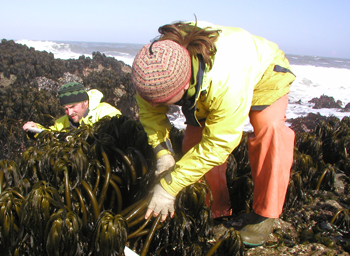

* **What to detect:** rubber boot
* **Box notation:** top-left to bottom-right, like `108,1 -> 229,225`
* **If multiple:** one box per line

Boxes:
239,212 -> 275,247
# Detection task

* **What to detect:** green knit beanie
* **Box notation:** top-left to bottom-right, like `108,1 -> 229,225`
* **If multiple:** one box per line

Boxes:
58,82 -> 88,106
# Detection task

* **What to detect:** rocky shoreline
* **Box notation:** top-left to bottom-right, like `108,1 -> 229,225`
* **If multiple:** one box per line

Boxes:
0,39 -> 138,161
1,39 -> 350,255
0,38 -> 349,160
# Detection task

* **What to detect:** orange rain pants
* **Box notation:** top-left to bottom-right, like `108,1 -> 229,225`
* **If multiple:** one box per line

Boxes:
248,94 -> 295,218
182,94 -> 295,219
182,123 -> 232,218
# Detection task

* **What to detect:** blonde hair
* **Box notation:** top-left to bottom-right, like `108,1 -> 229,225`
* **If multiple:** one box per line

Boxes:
157,20 -> 221,70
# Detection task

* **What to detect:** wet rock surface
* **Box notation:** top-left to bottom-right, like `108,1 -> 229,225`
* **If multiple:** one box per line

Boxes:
287,112 -> 330,133
309,94 -> 343,109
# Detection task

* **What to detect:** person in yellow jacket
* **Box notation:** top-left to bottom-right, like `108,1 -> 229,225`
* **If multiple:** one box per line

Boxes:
131,20 -> 296,247
23,82 -> 121,133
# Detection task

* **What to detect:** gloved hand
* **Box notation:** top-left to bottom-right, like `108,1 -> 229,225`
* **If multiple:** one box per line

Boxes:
155,154 -> 175,176
145,184 -> 175,222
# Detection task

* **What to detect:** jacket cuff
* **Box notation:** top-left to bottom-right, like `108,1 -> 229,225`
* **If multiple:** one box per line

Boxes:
156,149 -> 173,159
160,174 -> 182,197
153,138 -> 174,159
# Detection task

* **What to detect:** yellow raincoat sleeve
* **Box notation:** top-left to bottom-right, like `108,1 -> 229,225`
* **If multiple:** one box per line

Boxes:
48,116 -> 70,131
160,83 -> 250,196
136,93 -> 173,156
35,115 -> 75,132
33,116 -> 69,132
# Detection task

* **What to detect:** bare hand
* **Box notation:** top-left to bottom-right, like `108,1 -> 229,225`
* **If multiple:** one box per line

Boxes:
23,121 -> 38,131
145,208 -> 174,222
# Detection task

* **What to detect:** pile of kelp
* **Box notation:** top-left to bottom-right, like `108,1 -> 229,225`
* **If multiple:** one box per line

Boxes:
1,113 -> 350,255
0,115 -> 246,255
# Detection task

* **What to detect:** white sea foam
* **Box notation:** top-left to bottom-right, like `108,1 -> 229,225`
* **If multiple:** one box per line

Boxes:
172,65 -> 350,132
289,65 -> 350,105
107,55 -> 134,66
15,39 -> 136,65
16,40 -> 82,60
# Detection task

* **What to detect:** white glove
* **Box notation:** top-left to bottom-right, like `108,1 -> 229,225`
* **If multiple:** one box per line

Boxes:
155,154 -> 175,176
146,184 -> 175,222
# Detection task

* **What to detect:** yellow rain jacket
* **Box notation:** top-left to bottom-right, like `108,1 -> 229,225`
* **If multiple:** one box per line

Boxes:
136,22 -> 295,197
37,89 -> 121,131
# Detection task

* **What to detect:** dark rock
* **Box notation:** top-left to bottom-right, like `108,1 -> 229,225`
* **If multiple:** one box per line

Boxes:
309,94 -> 343,109
287,113 -> 329,133
343,102 -> 350,111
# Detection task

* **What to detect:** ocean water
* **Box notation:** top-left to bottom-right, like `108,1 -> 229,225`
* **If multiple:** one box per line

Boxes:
15,40 -> 142,67
16,40 -> 350,131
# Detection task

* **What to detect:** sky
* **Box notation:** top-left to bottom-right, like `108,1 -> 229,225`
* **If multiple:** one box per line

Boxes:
1,0 -> 349,59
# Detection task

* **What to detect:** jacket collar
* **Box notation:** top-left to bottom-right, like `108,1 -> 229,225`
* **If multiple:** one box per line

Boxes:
175,54 -> 206,127
175,54 -> 205,108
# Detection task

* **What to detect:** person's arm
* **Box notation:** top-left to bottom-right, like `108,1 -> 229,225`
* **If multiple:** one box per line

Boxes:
45,116 -> 70,131
23,120 -> 55,138
137,93 -> 176,177
161,87 -> 251,197
146,84 -> 252,222
136,93 -> 173,156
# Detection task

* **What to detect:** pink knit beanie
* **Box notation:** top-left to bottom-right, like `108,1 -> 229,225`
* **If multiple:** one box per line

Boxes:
132,40 -> 192,103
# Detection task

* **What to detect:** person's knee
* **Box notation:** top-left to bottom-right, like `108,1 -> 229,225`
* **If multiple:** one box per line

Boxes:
253,119 -> 280,136
255,119 -> 295,141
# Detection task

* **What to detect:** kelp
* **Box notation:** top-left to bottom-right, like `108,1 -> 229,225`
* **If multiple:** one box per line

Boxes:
1,116 -> 235,255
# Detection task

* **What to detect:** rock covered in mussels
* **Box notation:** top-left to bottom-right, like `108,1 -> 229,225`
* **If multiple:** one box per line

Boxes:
0,38 -> 137,118
0,38 -> 138,160
309,94 -> 343,109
